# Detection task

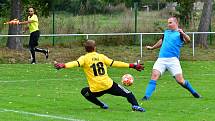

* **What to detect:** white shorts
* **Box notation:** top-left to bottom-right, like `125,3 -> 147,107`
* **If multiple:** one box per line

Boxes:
153,57 -> 182,76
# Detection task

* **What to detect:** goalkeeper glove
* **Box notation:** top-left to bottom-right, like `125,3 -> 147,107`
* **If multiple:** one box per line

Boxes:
54,63 -> 65,70
129,63 -> 144,71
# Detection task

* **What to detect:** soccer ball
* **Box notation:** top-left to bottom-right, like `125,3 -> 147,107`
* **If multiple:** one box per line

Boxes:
121,74 -> 134,86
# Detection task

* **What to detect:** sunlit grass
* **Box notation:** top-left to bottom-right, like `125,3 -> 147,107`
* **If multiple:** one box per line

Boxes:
0,62 -> 214,121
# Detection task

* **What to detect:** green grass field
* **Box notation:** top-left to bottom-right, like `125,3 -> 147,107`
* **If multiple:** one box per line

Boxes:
0,61 -> 215,121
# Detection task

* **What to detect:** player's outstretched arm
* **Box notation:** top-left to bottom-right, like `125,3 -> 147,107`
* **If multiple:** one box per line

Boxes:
146,39 -> 162,50
54,61 -> 65,70
19,20 -> 35,25
103,55 -> 143,71
129,60 -> 144,71
104,55 -> 144,71
4,19 -> 19,25
110,60 -> 144,72
54,60 -> 81,70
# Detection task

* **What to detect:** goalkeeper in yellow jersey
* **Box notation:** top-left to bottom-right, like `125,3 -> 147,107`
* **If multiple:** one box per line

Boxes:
54,40 -> 145,112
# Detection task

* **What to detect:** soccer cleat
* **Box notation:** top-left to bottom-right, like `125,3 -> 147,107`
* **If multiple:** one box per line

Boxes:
132,105 -> 145,112
192,92 -> 202,98
45,49 -> 49,59
100,103 -> 108,109
141,96 -> 150,101
31,61 -> 36,64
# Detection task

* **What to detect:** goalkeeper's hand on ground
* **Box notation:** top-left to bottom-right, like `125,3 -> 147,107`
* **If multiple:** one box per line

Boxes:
54,61 -> 65,70
129,60 -> 144,71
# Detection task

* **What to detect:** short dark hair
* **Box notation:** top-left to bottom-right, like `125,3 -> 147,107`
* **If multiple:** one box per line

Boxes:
28,6 -> 37,15
84,40 -> 96,52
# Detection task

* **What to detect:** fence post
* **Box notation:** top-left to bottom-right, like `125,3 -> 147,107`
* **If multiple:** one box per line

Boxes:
140,34 -> 143,58
134,2 -> 138,44
209,21 -> 212,45
192,33 -> 195,57
52,3 -> 55,46
86,35 -> 89,40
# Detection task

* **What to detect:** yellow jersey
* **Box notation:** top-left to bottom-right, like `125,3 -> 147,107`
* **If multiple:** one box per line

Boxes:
65,52 -> 129,92
28,14 -> 39,33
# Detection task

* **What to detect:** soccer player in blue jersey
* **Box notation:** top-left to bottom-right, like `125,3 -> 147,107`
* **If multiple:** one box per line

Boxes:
141,17 -> 201,100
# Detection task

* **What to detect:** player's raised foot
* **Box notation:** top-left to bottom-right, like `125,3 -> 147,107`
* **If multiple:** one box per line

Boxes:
132,105 -> 145,112
45,49 -> 49,59
192,92 -> 202,98
100,103 -> 108,109
141,96 -> 150,101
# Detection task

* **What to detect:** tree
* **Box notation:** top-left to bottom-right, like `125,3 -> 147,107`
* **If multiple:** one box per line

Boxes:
0,0 -> 10,17
22,0 -> 53,17
175,0 -> 195,26
6,0 -> 23,50
166,0 -> 195,26
196,0 -> 213,48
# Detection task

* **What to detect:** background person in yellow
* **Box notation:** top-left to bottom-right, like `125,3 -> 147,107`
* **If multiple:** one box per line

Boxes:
19,7 -> 48,64
54,40 -> 145,112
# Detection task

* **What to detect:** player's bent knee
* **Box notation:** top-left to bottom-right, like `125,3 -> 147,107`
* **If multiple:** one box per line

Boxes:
81,87 -> 90,97
151,73 -> 159,80
174,74 -> 184,84
151,70 -> 160,80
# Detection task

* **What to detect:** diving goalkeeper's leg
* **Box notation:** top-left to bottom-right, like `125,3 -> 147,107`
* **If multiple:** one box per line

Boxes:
107,82 -> 145,112
81,87 -> 108,109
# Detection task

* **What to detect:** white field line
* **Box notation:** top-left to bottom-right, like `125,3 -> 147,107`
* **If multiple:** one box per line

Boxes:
1,109 -> 85,121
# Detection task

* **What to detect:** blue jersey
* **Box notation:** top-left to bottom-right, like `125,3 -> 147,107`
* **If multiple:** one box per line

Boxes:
159,30 -> 184,58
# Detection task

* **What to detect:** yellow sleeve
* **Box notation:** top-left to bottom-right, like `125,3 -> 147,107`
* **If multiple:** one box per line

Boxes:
111,61 -> 129,68
65,61 -> 79,68
103,55 -> 129,68
65,56 -> 85,68
31,15 -> 38,22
